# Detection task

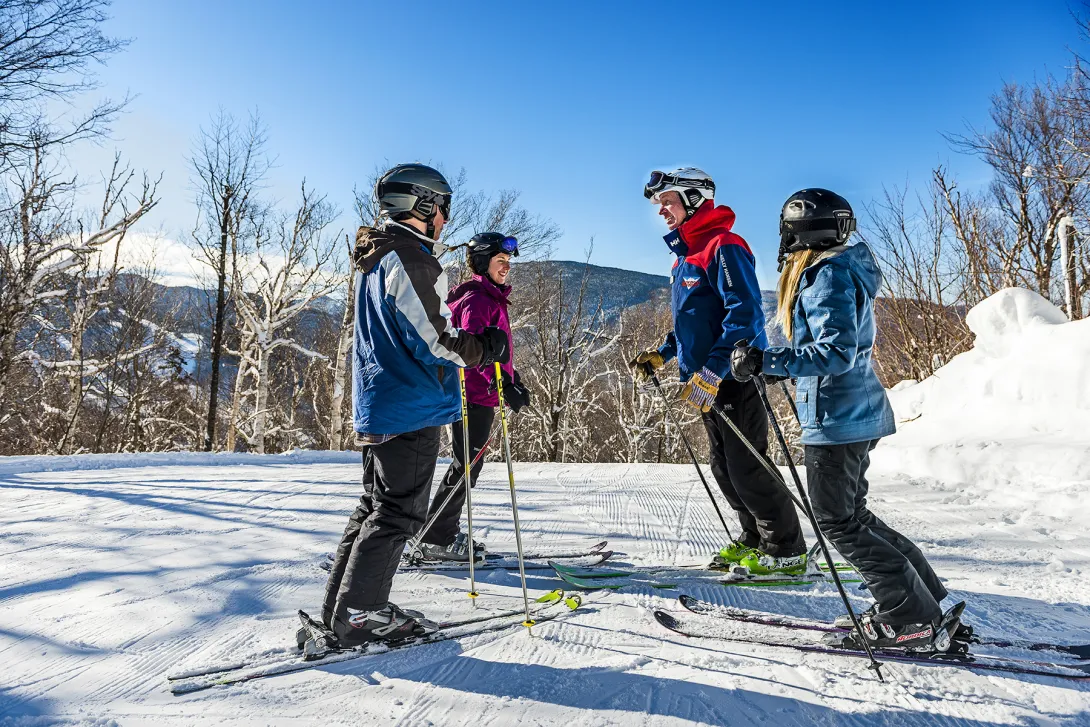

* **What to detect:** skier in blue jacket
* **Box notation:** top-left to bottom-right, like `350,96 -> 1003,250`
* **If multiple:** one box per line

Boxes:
321,164 -> 510,646
730,188 -> 953,651
630,168 -> 806,574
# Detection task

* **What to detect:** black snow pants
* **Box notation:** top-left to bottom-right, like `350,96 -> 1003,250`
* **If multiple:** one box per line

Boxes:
322,426 -> 440,623
806,439 -> 947,625
421,403 -> 496,547
701,378 -> 805,557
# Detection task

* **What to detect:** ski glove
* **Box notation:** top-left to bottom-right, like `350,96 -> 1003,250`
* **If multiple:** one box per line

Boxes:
630,350 -> 665,382
730,343 -> 764,382
478,326 -> 511,366
681,367 -> 721,412
500,370 -> 531,413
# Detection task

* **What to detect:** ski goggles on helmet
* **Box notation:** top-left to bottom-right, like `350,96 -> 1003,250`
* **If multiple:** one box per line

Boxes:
498,235 -> 518,254
643,171 -> 715,200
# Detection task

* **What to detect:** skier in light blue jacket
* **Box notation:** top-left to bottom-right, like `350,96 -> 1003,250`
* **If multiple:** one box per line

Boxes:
731,189 -> 954,653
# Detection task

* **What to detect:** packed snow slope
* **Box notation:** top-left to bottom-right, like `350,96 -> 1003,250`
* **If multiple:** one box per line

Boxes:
2,287 -> 1089,726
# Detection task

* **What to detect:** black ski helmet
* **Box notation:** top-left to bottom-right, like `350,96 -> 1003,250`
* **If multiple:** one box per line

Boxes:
375,163 -> 452,239
467,232 -> 519,276
777,188 -> 857,271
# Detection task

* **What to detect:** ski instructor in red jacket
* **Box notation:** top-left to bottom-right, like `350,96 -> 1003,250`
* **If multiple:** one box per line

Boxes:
630,167 -> 806,575
413,232 -> 531,562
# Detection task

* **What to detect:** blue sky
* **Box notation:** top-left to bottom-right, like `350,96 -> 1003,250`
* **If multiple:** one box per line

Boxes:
71,0 -> 1080,287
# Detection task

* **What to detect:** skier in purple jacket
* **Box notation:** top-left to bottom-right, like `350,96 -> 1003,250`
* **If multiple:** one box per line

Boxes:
415,232 -> 531,561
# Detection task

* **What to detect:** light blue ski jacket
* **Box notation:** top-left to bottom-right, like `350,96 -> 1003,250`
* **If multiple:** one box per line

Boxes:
763,242 -> 896,446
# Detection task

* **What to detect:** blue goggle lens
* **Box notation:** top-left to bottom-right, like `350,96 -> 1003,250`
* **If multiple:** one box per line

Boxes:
501,236 -> 518,253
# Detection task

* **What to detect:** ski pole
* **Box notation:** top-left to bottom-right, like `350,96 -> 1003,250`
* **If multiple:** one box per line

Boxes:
458,368 -> 479,601
644,368 -> 736,544
751,375 -> 885,681
494,362 -> 534,629
404,426 -> 498,564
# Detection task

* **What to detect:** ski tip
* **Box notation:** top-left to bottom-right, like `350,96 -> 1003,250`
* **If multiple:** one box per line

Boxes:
678,594 -> 700,609
536,588 -> 564,604
591,540 -> 608,552
653,610 -> 684,632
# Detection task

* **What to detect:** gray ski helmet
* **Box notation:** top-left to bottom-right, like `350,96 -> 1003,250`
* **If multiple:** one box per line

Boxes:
375,163 -> 453,237
777,188 -> 857,271
467,232 -> 519,275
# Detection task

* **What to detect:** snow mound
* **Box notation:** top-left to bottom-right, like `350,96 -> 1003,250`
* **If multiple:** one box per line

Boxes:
964,286 -> 1069,356
876,287 -> 1090,488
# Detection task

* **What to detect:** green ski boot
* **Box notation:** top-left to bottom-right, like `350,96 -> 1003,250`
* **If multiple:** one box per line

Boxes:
737,551 -> 808,576
713,541 -> 757,567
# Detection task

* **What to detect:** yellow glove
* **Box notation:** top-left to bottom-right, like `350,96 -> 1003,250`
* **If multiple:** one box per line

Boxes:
680,367 -> 722,412
629,350 -> 665,382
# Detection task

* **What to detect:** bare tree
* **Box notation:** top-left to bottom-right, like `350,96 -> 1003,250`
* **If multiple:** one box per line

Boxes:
0,0 -> 128,173
508,249 -> 620,463
0,139 -> 157,447
228,183 -> 341,454
189,109 -> 272,451
947,79 -> 1090,304
861,182 -> 973,384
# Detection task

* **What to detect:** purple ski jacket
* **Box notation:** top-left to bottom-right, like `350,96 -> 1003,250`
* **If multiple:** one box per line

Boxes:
447,274 -> 514,407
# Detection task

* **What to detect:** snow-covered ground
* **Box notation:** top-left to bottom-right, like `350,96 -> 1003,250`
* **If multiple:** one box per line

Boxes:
2,288 -> 1089,726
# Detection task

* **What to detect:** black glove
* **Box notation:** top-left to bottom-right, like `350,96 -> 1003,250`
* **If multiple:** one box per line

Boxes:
478,326 -> 510,366
501,370 -> 531,413
730,342 -> 764,382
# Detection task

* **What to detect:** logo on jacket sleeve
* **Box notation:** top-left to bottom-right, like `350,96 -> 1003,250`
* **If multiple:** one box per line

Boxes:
681,276 -> 701,289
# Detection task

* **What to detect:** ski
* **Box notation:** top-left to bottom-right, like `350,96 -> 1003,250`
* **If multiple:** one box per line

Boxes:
551,566 -> 861,591
321,541 -> 611,573
488,540 -> 609,561
401,550 -> 613,573
168,589 -> 578,687
549,556 -> 854,582
678,594 -> 1090,660
653,608 -> 1090,680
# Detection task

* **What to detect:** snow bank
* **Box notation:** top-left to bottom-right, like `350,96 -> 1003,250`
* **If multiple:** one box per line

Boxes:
876,287 -> 1090,488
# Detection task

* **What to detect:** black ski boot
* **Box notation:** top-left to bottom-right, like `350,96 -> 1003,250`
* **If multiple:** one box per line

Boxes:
332,603 -> 434,647
824,602 -> 964,653
833,603 -> 878,629
410,532 -> 486,563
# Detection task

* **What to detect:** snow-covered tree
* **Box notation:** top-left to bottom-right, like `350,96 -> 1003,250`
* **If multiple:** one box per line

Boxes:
228,183 -> 341,454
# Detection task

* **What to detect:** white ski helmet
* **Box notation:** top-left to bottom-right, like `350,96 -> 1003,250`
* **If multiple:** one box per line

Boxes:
644,167 -> 715,217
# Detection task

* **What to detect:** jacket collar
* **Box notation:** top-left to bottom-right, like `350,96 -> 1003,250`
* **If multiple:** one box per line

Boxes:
471,273 -> 511,302
381,217 -> 448,258
662,201 -> 737,257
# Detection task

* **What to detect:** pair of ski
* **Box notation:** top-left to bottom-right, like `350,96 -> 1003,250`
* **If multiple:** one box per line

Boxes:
320,539 -> 614,574
168,589 -> 583,695
655,595 -> 1090,680
549,558 -> 861,591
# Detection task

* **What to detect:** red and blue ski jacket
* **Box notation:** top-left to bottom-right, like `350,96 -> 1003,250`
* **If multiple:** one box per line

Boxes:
656,202 -> 768,381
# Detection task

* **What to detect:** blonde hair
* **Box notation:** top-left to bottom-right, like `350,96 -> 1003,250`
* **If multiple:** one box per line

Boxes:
776,248 -> 820,341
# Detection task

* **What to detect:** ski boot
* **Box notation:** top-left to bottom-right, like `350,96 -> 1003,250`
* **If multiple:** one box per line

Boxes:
711,540 -> 757,567
736,551 -> 808,576
824,601 -> 965,653
833,603 -> 878,629
410,532 -> 486,563
331,603 -> 435,647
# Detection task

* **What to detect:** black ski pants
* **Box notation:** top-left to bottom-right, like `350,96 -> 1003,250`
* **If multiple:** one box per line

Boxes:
322,426 -> 440,622
806,439 -> 947,625
701,378 -> 805,557
421,403 -> 496,547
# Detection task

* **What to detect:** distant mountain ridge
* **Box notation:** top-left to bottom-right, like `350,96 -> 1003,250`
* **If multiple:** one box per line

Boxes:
510,259 -> 784,344
122,261 -> 783,377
